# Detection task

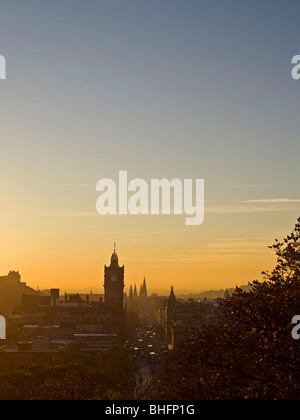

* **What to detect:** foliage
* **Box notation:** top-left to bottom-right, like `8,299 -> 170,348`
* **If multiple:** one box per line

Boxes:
148,217 -> 300,400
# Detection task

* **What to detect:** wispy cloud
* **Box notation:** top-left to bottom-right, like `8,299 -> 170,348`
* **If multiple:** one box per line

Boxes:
207,206 -> 291,215
239,198 -> 300,204
46,183 -> 94,187
39,212 -> 97,217
211,184 -> 272,188
214,237 -> 272,241
207,197 -> 300,215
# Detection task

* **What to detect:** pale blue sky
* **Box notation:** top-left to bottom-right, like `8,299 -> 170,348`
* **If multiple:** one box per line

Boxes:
1,1 -> 299,182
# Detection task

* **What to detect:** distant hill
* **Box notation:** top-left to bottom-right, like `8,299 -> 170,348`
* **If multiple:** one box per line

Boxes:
0,271 -> 38,314
175,285 -> 252,300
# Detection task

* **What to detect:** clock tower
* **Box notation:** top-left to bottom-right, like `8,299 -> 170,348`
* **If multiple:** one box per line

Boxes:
104,245 -> 125,315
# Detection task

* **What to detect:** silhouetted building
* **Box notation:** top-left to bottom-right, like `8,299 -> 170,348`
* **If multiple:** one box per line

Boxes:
0,271 -> 22,285
129,285 -> 133,301
129,278 -> 148,301
165,286 -> 176,343
139,278 -> 148,300
103,246 -> 126,335
0,271 -> 38,314
159,287 -> 224,349
104,246 -> 125,315
0,338 -> 56,372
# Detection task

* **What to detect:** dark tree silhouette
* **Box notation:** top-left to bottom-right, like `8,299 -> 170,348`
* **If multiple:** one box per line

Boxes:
148,217 -> 300,400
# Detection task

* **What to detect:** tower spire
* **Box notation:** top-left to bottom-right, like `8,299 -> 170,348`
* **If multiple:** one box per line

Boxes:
143,277 -> 148,299
110,243 -> 119,266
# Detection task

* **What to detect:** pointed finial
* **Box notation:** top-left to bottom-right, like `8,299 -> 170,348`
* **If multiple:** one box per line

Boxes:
114,241 -> 116,252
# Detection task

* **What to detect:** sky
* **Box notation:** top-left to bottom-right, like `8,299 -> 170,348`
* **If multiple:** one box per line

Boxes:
0,0 -> 300,294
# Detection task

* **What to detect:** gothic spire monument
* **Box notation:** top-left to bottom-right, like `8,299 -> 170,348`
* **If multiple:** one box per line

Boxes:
139,277 -> 148,300
142,277 -> 148,299
104,245 -> 125,320
166,286 -> 176,343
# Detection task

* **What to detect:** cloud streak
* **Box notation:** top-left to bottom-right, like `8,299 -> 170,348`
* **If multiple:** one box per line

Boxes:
239,198 -> 300,204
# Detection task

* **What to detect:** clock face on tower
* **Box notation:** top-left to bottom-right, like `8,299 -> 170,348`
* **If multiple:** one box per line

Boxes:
104,248 -> 124,318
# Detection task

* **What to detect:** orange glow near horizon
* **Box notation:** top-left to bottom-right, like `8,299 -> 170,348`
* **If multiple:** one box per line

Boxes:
1,207 -> 297,295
